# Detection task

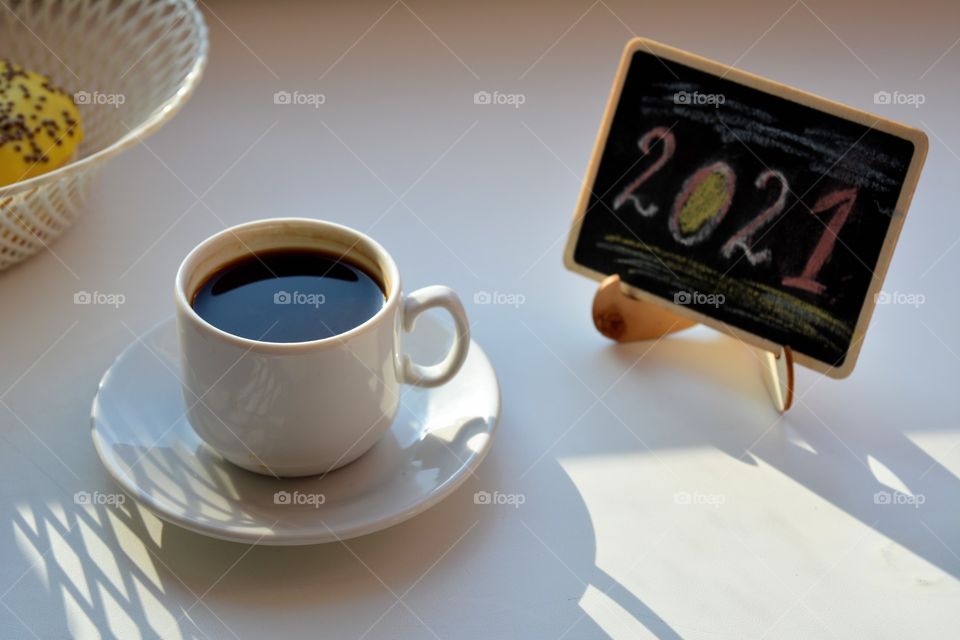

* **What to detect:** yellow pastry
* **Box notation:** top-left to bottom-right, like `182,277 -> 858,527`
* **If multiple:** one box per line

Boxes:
0,60 -> 83,187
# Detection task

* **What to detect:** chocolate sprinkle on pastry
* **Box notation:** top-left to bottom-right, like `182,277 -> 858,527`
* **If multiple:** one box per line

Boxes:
0,60 -> 84,187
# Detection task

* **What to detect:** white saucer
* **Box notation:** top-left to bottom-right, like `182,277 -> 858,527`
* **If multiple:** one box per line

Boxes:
90,316 -> 500,545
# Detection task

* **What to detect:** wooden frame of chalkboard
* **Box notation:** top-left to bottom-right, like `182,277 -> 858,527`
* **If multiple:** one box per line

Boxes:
564,38 -> 927,378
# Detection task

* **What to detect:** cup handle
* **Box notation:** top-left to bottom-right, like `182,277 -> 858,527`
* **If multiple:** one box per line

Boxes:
400,285 -> 470,388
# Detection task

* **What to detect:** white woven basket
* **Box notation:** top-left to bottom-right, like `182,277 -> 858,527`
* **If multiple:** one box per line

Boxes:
0,0 -> 207,270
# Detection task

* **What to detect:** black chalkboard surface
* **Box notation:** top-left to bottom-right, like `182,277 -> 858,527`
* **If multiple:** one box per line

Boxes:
564,38 -> 927,377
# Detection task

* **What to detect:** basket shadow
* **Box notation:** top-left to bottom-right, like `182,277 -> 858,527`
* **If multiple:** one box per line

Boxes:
3,444 -> 679,637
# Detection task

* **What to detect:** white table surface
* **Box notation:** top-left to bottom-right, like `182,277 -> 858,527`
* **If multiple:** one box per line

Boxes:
1,0 -> 959,638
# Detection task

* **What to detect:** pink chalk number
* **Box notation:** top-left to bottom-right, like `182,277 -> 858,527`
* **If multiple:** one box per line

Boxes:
613,127 -> 676,216
782,187 -> 858,295
668,161 -> 736,247
720,169 -> 788,265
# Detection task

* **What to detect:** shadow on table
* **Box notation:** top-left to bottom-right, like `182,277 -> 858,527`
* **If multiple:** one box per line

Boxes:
602,332 -> 960,584
6,496 -> 213,638
10,332 -> 954,638
4,457 -> 680,639
0,310 -> 675,638
6,383 -> 681,638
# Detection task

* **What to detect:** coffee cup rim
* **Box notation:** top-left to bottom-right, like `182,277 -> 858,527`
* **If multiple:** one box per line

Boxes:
175,217 -> 402,352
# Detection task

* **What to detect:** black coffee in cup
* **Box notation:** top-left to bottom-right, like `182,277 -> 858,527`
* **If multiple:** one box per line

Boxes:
191,249 -> 385,342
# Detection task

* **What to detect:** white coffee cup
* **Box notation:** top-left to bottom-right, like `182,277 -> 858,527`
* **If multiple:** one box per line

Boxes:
174,218 -> 470,477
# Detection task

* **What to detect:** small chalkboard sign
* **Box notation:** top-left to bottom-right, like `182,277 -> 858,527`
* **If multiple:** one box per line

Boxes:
564,38 -> 927,378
